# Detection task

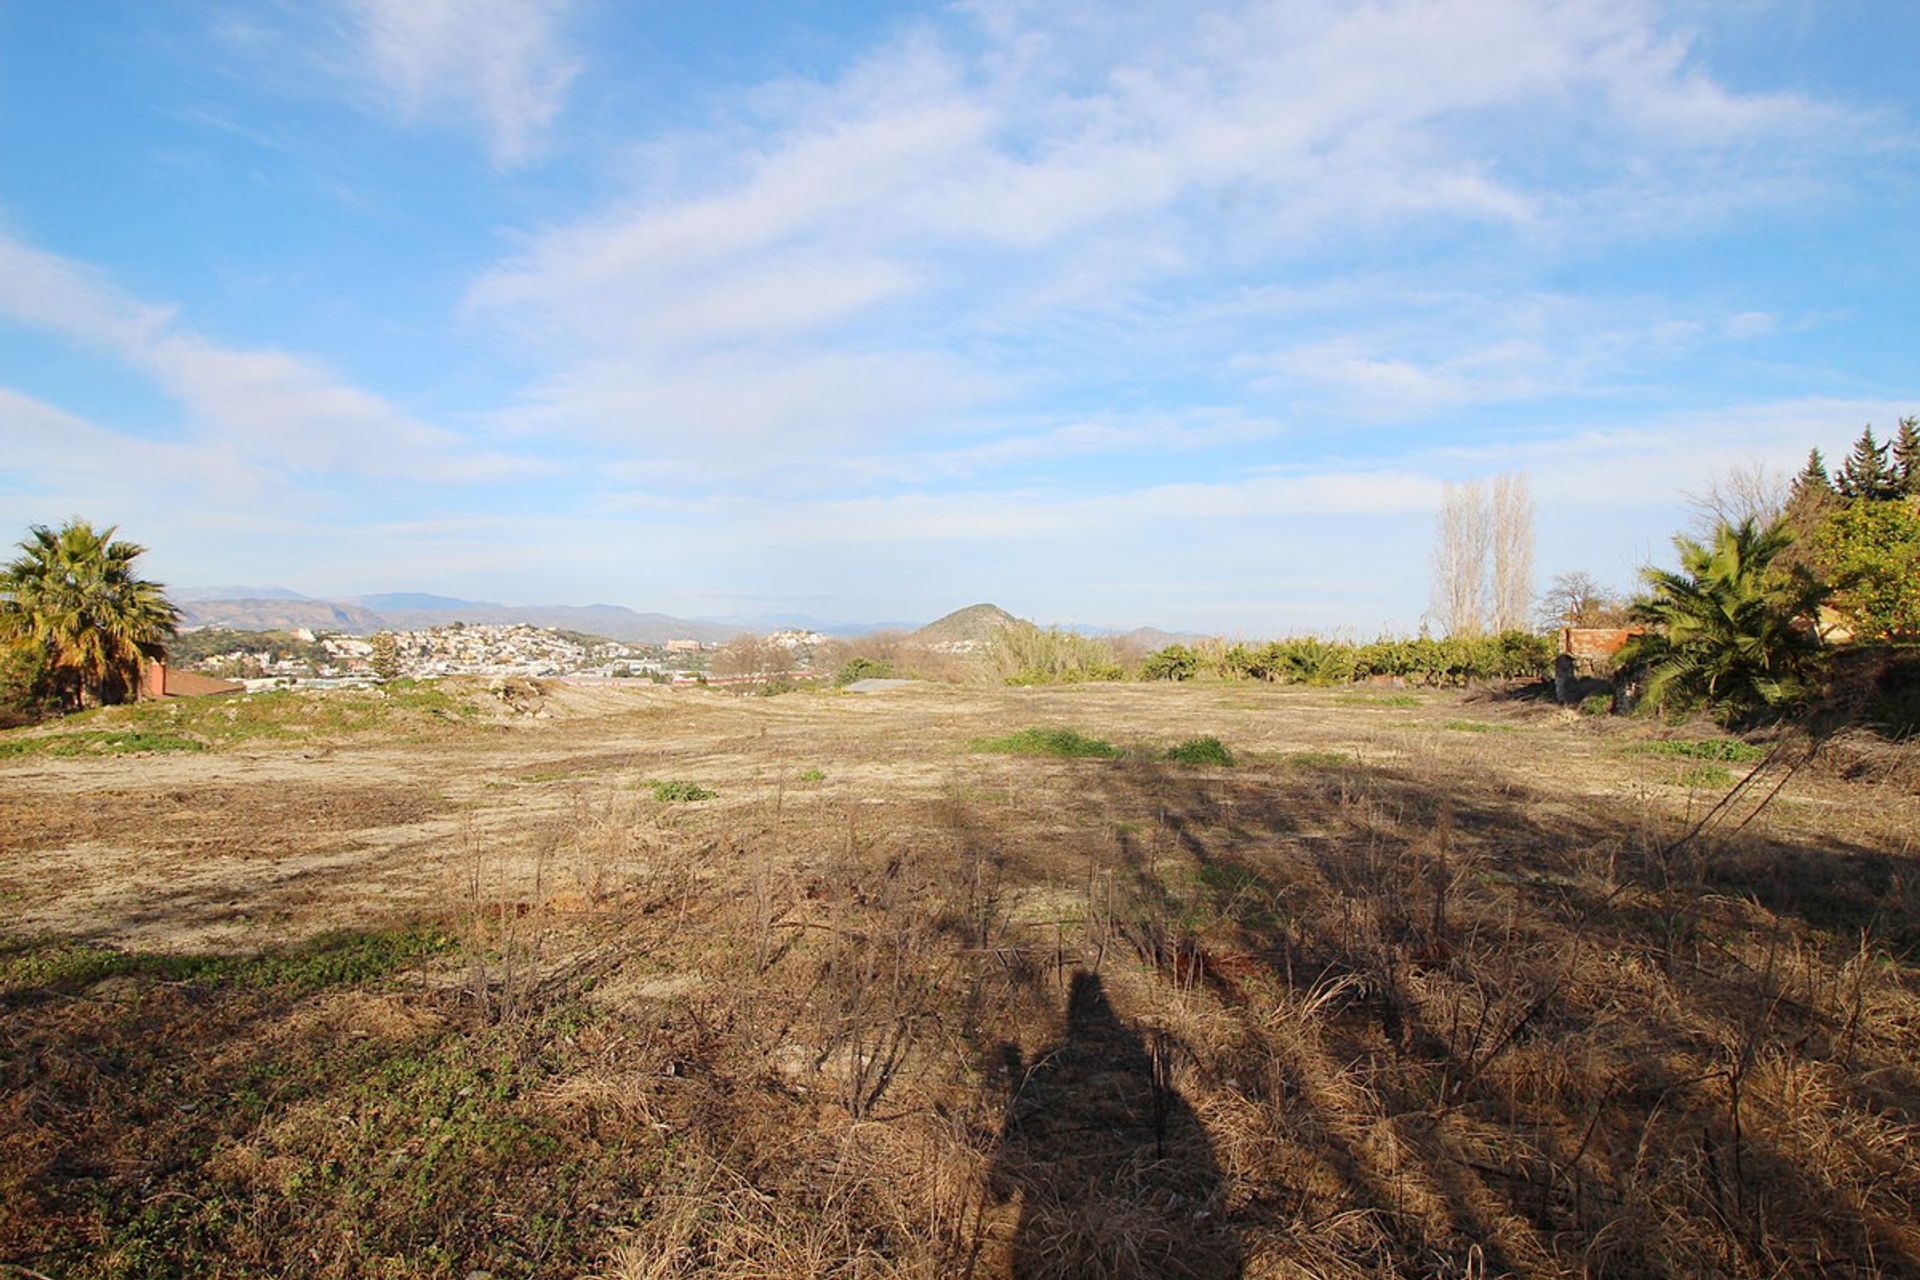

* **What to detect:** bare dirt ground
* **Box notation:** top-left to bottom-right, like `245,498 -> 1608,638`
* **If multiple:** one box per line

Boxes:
4,679 -> 1919,1278
13,679 -> 1894,951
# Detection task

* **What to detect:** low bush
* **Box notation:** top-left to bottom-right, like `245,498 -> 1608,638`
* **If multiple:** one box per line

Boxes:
833,656 -> 895,686
1139,644 -> 1200,681
1166,735 -> 1234,766
651,780 -> 717,802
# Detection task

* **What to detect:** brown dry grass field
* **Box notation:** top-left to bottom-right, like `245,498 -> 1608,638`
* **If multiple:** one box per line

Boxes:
3,677 -> 1919,1278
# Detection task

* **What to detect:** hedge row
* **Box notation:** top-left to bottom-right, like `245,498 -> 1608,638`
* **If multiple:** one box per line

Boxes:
1141,631 -> 1556,686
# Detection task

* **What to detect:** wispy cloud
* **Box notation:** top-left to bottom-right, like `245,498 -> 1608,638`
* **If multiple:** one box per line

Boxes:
0,232 -> 517,482
212,0 -> 580,167
344,0 -> 579,168
468,0 -> 1878,473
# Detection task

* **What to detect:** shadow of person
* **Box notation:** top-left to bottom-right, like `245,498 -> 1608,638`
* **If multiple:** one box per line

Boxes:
989,971 -> 1242,1280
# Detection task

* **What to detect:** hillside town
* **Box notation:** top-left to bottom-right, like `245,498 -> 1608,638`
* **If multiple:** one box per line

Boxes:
176,623 -> 723,688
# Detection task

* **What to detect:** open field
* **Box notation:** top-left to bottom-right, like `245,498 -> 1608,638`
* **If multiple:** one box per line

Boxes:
4,679 -> 1919,1278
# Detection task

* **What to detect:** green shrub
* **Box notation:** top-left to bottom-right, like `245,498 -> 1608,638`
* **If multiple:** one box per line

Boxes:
1813,498 -> 1920,639
970,727 -> 1119,758
1212,643 -> 1258,680
1139,644 -> 1200,681
1256,637 -> 1357,686
799,768 -> 826,782
834,656 -> 895,686
1196,630 -> 1553,688
651,780 -> 716,802
1676,763 -> 1734,788
1578,693 -> 1613,716
1166,735 -> 1234,766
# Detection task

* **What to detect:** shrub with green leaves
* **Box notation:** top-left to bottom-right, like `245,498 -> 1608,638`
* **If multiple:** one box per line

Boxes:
1184,630 -> 1553,689
1813,498 -> 1920,639
834,656 -> 895,686
1139,644 -> 1199,681
1255,636 -> 1357,686
1166,735 -> 1234,766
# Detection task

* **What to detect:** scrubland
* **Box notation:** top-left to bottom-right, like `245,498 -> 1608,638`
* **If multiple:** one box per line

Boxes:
2,677 -> 1918,1278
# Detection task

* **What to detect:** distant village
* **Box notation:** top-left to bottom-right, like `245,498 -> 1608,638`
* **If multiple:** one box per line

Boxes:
173,623 -> 832,690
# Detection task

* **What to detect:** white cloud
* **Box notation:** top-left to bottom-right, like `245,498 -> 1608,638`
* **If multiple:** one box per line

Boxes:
345,0 -> 578,167
465,0 -> 1876,471
0,231 -> 513,482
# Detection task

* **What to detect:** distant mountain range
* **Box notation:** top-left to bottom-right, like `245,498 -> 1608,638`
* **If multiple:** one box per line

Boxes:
173,590 -> 1211,650
176,593 -> 742,645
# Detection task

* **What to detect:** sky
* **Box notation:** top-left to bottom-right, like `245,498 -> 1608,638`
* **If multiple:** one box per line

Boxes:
0,0 -> 1916,633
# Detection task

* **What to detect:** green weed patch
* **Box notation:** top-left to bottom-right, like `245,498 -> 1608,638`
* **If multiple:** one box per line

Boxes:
0,925 -> 456,999
1633,738 -> 1767,763
1336,692 -> 1421,707
969,727 -> 1120,759
1444,719 -> 1515,734
652,780 -> 717,801
0,729 -> 205,758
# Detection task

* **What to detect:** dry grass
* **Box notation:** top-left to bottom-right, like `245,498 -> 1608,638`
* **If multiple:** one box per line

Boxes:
2,679 -> 1917,1277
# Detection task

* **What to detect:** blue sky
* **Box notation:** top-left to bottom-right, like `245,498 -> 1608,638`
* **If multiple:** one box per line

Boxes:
1,0 -> 1915,632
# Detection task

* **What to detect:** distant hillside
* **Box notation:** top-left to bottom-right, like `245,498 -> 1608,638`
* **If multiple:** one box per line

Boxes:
180,598 -> 383,633
173,585 -> 309,603
175,594 -> 737,644
371,603 -> 737,645
909,603 -> 1021,647
353,592 -> 483,612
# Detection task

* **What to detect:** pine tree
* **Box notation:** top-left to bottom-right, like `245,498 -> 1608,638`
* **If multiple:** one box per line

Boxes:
1790,448 -> 1834,499
1837,426 -> 1897,501
1892,416 -> 1920,498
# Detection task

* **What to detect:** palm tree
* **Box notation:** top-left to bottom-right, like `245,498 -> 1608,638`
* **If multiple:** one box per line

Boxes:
1619,517 -> 1825,719
0,519 -> 181,708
